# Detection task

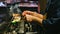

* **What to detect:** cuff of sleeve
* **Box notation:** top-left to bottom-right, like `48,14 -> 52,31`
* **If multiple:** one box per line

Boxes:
42,19 -> 52,28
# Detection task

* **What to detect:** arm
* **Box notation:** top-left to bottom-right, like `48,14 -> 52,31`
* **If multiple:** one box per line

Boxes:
41,0 -> 60,28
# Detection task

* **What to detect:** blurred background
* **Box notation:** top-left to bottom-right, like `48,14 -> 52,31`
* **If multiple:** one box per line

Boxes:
0,0 -> 38,12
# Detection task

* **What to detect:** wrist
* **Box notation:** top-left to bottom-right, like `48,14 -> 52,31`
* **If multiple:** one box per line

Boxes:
34,17 -> 43,24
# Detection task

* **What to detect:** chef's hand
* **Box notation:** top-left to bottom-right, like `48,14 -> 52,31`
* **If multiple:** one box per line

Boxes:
22,10 -> 43,24
22,10 -> 43,19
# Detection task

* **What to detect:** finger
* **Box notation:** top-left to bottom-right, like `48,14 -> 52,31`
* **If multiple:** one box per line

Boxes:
26,14 -> 33,22
22,10 -> 34,16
